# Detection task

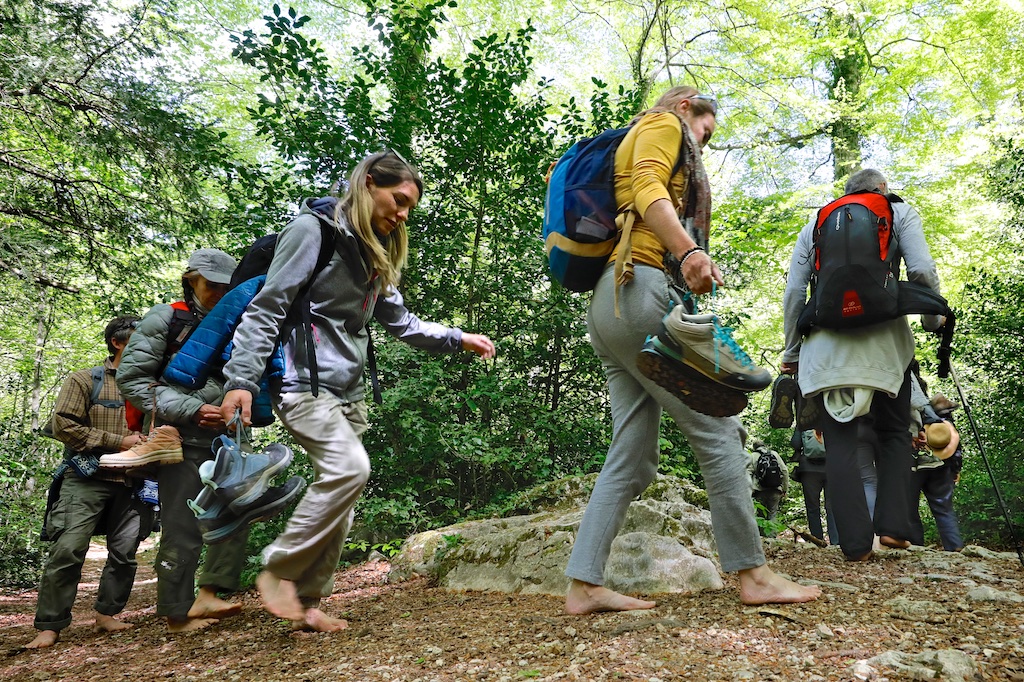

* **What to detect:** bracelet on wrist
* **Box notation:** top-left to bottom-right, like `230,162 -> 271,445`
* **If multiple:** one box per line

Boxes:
679,246 -> 706,268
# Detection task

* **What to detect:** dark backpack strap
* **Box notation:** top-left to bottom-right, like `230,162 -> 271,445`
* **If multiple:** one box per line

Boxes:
90,366 -> 124,409
366,328 -> 382,405
298,217 -> 342,397
306,213 -> 383,404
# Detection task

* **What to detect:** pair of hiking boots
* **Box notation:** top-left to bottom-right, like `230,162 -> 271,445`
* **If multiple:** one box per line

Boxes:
767,374 -> 820,430
636,308 -> 772,416
98,425 -> 303,543
188,435 -> 306,544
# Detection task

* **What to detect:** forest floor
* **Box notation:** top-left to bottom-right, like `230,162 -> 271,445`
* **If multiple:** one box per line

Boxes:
0,535 -> 1022,681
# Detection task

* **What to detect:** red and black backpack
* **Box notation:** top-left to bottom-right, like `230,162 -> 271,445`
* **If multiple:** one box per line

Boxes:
798,191 -> 901,332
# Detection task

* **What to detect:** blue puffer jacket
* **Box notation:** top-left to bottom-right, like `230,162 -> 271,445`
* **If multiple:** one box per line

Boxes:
162,276 -> 284,426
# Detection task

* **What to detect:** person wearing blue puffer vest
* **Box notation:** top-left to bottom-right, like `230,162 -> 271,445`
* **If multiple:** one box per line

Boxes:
162,275 -> 283,427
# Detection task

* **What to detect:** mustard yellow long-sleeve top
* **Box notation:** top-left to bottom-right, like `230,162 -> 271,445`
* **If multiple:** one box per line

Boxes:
609,111 -> 689,270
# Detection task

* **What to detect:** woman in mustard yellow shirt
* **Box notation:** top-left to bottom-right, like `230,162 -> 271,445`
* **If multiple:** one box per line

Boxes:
564,86 -> 821,614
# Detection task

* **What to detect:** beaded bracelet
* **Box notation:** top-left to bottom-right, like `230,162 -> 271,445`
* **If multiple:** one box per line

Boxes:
679,246 -> 706,267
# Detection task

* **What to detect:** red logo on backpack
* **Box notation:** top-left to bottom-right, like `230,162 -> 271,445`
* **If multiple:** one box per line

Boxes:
841,290 -> 864,317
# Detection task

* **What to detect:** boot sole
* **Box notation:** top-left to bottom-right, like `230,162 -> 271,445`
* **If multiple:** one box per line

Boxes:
769,375 -> 798,429
99,448 -> 184,469
636,347 -> 748,417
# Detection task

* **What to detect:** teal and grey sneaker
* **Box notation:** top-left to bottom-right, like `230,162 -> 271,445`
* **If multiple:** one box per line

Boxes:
637,333 -> 749,418
189,476 -> 307,545
660,309 -> 772,392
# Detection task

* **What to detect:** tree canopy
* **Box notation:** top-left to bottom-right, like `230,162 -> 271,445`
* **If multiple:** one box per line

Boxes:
1,0 -> 1021,584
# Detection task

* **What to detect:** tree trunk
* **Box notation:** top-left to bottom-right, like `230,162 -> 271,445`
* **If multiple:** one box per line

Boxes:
827,11 -> 866,182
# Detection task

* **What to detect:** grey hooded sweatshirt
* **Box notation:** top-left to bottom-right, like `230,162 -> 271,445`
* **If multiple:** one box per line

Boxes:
223,198 -> 463,404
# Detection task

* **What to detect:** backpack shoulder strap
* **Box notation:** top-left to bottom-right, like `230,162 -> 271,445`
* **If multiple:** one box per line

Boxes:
90,366 -> 123,409
165,301 -> 199,366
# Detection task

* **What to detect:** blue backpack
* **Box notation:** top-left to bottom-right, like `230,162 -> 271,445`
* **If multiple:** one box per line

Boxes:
543,127 -> 635,292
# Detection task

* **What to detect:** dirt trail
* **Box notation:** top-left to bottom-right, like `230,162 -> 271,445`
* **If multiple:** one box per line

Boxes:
2,537 -> 1023,681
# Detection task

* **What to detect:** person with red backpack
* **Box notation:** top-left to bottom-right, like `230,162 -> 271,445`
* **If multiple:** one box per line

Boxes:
115,249 -> 251,633
781,168 -> 946,562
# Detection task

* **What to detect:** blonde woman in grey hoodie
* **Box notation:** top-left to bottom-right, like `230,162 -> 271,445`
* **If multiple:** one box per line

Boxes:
220,151 -> 495,631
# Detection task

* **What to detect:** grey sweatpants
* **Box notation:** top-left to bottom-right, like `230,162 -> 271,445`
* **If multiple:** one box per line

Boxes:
264,390 -> 370,604
565,265 -> 765,584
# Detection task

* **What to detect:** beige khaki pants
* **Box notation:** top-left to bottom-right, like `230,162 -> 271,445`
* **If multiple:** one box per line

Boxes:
265,390 -> 369,602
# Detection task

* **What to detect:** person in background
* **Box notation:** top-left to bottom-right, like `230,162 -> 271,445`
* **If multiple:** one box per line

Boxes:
790,429 -> 838,545
26,316 -> 152,649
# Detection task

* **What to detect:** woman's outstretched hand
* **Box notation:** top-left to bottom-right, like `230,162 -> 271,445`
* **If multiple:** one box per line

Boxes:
461,333 -> 496,359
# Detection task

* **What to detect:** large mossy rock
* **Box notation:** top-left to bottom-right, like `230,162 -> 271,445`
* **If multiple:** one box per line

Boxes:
388,474 -> 723,597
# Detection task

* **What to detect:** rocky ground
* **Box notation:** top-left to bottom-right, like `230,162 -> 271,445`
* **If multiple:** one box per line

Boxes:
1,535 -> 1023,681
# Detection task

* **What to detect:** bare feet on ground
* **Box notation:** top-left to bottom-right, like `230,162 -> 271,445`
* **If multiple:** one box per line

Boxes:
256,570 -> 305,621
565,580 -> 657,615
187,586 -> 242,620
167,617 -> 219,633
879,535 -> 911,550
292,608 -> 349,632
24,630 -> 59,649
93,613 -> 132,633
738,565 -> 822,605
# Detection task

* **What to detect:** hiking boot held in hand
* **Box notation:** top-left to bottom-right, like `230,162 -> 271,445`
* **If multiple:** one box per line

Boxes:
637,336 -> 749,418
914,452 -> 945,471
189,475 -> 306,544
201,435 -> 293,514
99,425 -> 183,469
660,309 -> 772,392
769,374 -> 799,429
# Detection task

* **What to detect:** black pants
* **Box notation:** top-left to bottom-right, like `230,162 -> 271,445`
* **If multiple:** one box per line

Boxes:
820,368 -> 915,559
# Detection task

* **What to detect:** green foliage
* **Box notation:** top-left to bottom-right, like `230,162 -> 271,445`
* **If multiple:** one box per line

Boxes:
228,1 -> 652,542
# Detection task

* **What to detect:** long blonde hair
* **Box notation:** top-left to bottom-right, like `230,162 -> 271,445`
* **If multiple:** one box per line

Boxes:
630,86 -> 716,125
337,151 -> 423,292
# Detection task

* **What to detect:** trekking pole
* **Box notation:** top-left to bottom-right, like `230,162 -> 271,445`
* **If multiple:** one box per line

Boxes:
937,314 -> 1024,568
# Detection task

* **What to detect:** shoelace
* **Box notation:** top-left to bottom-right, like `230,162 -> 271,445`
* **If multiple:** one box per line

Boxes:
700,282 -> 756,373
711,319 -> 756,372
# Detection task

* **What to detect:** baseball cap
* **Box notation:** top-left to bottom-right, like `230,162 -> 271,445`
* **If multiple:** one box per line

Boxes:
187,249 -> 237,285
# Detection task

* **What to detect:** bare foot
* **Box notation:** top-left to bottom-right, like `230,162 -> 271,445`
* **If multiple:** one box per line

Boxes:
25,630 -> 59,649
738,565 -> 822,605
565,580 -> 656,615
167,617 -> 219,633
879,535 -> 911,550
93,613 -> 132,633
844,551 -> 874,562
256,570 -> 305,621
187,587 -> 242,619
292,608 -> 349,632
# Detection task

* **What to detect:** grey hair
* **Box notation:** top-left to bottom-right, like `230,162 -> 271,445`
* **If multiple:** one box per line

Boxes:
844,168 -> 887,195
